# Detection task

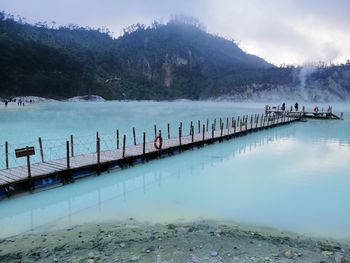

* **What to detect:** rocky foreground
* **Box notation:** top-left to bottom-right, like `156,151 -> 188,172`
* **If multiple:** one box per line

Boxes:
0,221 -> 349,263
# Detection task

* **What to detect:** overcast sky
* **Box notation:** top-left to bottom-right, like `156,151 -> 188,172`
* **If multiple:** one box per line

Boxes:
1,0 -> 349,65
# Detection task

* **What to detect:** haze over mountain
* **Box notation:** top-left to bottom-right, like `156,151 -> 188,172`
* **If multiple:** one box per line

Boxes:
1,13 -> 350,102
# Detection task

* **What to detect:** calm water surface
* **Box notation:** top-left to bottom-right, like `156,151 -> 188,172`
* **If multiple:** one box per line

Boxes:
0,101 -> 349,239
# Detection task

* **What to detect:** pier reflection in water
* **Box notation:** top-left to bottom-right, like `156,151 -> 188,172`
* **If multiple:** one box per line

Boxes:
0,113 -> 349,240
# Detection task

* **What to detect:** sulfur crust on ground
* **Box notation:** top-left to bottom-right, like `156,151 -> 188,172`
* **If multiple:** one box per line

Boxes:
0,220 -> 349,263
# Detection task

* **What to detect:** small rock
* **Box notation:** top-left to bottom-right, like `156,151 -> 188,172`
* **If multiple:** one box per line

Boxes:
130,255 -> 140,261
190,255 -> 199,263
87,259 -> 94,263
214,229 -> 222,236
145,246 -> 155,253
167,224 -> 176,230
264,256 -> 270,262
88,252 -> 95,259
322,251 -> 334,257
250,256 -> 259,262
53,258 -> 58,262
283,250 -> 293,259
334,252 -> 345,263
210,251 -> 218,257
119,242 -> 126,248
188,226 -> 196,232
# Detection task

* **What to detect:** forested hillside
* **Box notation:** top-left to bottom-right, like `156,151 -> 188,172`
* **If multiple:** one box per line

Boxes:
1,12 -> 349,101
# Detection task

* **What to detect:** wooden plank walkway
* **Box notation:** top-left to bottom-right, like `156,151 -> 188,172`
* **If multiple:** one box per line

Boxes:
0,114 -> 299,198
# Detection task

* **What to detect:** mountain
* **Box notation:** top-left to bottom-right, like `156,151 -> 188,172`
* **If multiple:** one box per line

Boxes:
0,13 -> 349,101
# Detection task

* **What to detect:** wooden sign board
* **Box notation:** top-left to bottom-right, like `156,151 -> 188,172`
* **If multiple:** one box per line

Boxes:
15,146 -> 35,158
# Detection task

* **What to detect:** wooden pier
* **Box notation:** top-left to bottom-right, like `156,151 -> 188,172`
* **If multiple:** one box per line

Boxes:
0,113 -> 308,199
266,105 -> 343,120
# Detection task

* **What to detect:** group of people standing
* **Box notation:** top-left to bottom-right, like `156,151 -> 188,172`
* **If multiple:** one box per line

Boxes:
3,98 -> 33,107
280,102 -> 299,112
267,102 -> 332,114
266,102 -> 300,114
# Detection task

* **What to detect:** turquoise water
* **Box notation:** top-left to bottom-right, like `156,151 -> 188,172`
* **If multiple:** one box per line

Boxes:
0,101 -> 349,239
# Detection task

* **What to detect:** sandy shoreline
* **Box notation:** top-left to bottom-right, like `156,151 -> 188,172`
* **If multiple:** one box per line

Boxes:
0,220 -> 349,263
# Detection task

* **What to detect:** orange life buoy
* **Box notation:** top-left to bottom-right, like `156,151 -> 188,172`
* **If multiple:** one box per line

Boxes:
314,107 -> 319,113
154,136 -> 163,150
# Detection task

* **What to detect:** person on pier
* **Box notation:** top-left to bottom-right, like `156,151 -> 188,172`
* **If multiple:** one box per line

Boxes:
294,102 -> 299,112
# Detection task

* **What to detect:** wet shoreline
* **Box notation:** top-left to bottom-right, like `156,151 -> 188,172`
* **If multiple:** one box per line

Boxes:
0,220 -> 349,263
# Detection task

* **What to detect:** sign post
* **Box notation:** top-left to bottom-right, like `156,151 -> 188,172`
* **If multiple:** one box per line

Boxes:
15,146 -> 35,180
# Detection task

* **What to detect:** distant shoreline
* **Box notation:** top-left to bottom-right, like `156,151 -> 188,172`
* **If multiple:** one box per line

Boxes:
1,95 -> 350,105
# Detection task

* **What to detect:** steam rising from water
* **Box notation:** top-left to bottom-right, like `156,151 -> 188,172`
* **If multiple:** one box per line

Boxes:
298,64 -> 317,101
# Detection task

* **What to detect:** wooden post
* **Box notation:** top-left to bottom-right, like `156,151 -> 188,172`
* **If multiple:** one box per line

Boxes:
132,127 -> 136,145
96,136 -> 100,164
220,123 -> 224,136
122,135 -> 126,158
220,118 -> 222,128
233,120 -> 236,133
231,117 -> 234,128
198,120 -> 200,133
26,146 -> 31,180
239,116 -> 242,131
202,124 -> 205,141
38,137 -> 44,162
116,129 -> 119,149
69,135 -> 74,157
96,132 -> 99,141
179,126 -> 182,145
66,141 -> 70,169
227,118 -> 230,134
212,123 -> 214,138
154,125 -> 157,138
142,132 -> 146,155
214,119 -> 216,130
5,141 -> 9,169
191,126 -> 194,142
167,123 -> 170,139
190,121 -> 193,136
226,117 -> 229,129
256,114 -> 259,128
206,119 -> 209,132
